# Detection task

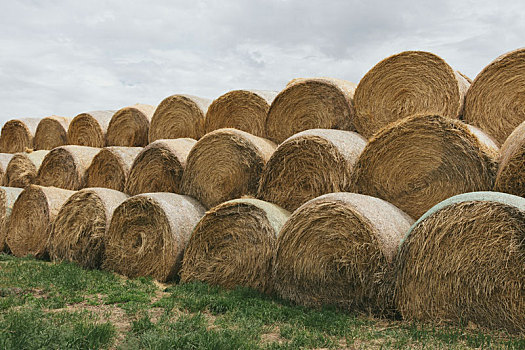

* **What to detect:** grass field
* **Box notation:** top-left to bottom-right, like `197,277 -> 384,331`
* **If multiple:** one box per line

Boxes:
0,254 -> 523,349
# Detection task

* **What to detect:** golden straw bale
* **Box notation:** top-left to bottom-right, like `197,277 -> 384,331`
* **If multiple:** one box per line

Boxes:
0,153 -> 15,185
0,118 -> 40,153
5,150 -> 49,188
106,104 -> 155,147
67,110 -> 115,147
0,186 -> 24,252
495,121 -> 525,196
33,116 -> 71,150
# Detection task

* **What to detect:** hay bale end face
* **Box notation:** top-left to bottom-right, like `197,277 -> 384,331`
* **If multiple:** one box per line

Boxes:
67,110 -> 115,147
33,116 -> 71,150
106,104 -> 155,147
495,121 -> 525,196
0,118 -> 40,153
0,186 -> 24,252
0,153 -> 15,185
5,150 -> 49,188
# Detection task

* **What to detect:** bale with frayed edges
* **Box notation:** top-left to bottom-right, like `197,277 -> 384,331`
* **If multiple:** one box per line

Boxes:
181,128 -> 276,209
5,185 -> 74,258
353,51 -> 470,138
0,186 -> 24,252
257,129 -> 367,212
0,118 -> 40,153
351,114 -> 499,219
37,145 -> 100,190
5,150 -> 49,188
495,121 -> 525,196
394,191 -> 525,333
106,104 -> 155,147
85,147 -> 142,192
149,94 -> 210,142
181,198 -> 290,293
265,78 -> 356,144
67,110 -> 115,147
103,193 -> 205,282
464,48 -> 525,144
48,188 -> 128,269
33,116 -> 71,150
0,154 -> 14,185
273,192 -> 413,313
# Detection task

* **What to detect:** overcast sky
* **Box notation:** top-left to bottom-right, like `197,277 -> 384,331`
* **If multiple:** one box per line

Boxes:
0,0 -> 523,124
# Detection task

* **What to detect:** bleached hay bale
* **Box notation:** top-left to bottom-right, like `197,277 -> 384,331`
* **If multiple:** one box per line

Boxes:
5,150 -> 49,188
67,110 -> 115,147
0,118 -> 40,153
0,186 -> 24,252
495,121 -> 525,196
106,104 -> 155,147
33,116 -> 71,150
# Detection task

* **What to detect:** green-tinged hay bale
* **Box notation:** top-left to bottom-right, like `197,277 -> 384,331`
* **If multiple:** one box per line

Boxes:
354,51 -> 470,138
273,192 -> 413,313
205,90 -> 277,138
125,139 -> 196,196
0,186 -> 24,252
181,198 -> 290,293
181,128 -> 276,209
103,193 -> 206,282
265,77 -> 357,144
0,118 -> 40,153
33,116 -> 71,150
495,121 -> 525,196
48,188 -> 128,269
5,150 -> 49,188
257,129 -> 367,212
394,191 -> 525,333
0,153 -> 15,185
351,114 -> 499,219
67,110 -> 115,147
85,147 -> 142,192
5,185 -> 74,258
37,146 -> 101,190
106,104 -> 155,147
464,48 -> 525,144
149,94 -> 211,142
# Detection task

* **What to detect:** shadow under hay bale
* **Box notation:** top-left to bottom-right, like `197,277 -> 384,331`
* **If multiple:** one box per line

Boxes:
0,186 -> 24,252
0,118 -> 40,153
0,153 -> 15,185
67,110 -> 115,147
106,104 -> 155,147
33,116 -> 71,150
5,150 -> 49,188
495,121 -> 525,196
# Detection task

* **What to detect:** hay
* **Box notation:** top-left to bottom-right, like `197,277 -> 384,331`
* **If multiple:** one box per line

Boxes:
103,193 -> 205,282
85,147 -> 142,192
0,118 -> 40,153
181,128 -> 276,209
106,104 -> 155,147
351,114 -> 499,219
495,121 -> 525,196
5,185 -> 74,258
37,145 -> 101,190
257,129 -> 367,212
5,150 -> 49,188
149,94 -> 211,142
205,90 -> 277,138
0,186 -> 24,252
67,110 -> 115,147
33,116 -> 71,150
265,77 -> 356,144
353,51 -> 470,138
48,188 -> 128,269
0,153 -> 14,185
394,191 -> 525,333
273,192 -> 413,313
181,198 -> 290,293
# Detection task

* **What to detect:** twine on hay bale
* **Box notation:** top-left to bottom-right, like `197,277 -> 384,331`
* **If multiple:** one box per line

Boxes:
0,118 -> 40,153
5,150 -> 49,188
106,104 -> 155,147
495,121 -> 525,196
181,198 -> 290,293
67,110 -> 115,147
103,193 -> 205,282
0,186 -> 24,252
257,129 -> 367,212
181,128 -> 276,209
394,191 -> 525,333
33,116 -> 71,150
0,153 -> 15,185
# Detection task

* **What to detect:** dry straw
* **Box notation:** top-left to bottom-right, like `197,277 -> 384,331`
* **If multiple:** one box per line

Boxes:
495,121 -> 525,196
265,77 -> 357,144
0,153 -> 15,185
351,114 -> 499,219
181,128 -> 276,209
353,51 -> 470,138
103,193 -> 205,282
48,188 -> 128,269
257,129 -> 367,212
149,94 -> 211,142
33,116 -> 71,150
0,186 -> 24,252
181,198 -> 290,293
394,191 -> 525,333
5,150 -> 49,188
67,110 -> 115,147
0,118 -> 40,153
106,104 -> 155,147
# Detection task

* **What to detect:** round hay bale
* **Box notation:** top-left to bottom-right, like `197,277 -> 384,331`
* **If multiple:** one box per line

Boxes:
85,147 -> 142,192
33,116 -> 71,150
394,191 -> 525,333
5,150 -> 49,188
353,51 -> 470,138
0,186 -> 24,252
106,104 -> 155,147
149,94 -> 211,142
265,77 -> 356,144
103,193 -> 206,282
67,110 -> 115,147
37,145 -> 101,190
351,114 -> 499,219
5,185 -> 74,258
125,138 -> 196,196
181,128 -> 276,209
257,129 -> 367,212
273,192 -> 413,313
205,90 -> 277,138
48,188 -> 128,269
0,118 -> 40,153
0,153 -> 15,186
464,48 -> 525,144
181,198 -> 290,293
495,121 -> 525,196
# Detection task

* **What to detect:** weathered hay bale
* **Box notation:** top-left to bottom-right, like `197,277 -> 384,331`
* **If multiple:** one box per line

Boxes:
0,118 -> 40,153
103,193 -> 205,282
394,191 -> 525,333
67,110 -> 115,147
181,198 -> 290,293
351,114 -> 499,219
495,121 -> 525,196
33,116 -> 71,150
85,147 -> 142,192
181,128 -> 276,209
0,186 -> 24,252
149,94 -> 211,142
5,150 -> 49,188
0,153 -> 15,185
106,104 -> 155,147
125,139 -> 196,196
353,51 -> 470,138
48,188 -> 128,269
5,185 -> 74,258
37,146 -> 101,190
257,129 -> 367,212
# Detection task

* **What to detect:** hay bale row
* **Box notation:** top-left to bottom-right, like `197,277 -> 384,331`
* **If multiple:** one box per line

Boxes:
68,110 -> 115,148
0,186 -> 24,252
106,104 -> 155,147
0,118 -> 40,153
5,150 -> 49,188
495,120 -> 525,196
34,116 -> 71,150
